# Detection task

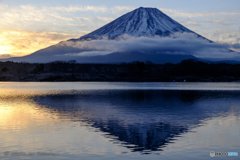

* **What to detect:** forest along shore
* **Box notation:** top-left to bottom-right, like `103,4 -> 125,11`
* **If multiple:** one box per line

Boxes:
0,59 -> 240,82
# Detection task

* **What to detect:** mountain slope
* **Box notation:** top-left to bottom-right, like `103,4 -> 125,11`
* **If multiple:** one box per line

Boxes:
77,7 -> 196,40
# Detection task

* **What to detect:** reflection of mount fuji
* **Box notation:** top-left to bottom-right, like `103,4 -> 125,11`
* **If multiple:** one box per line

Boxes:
33,90 -> 237,153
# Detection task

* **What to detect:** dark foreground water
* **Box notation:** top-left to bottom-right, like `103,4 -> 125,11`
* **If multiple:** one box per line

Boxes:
0,82 -> 239,160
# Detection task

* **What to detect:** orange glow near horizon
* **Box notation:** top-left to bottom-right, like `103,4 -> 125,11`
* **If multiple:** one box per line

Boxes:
0,30 -> 79,57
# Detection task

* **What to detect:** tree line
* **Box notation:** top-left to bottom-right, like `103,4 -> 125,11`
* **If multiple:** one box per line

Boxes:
0,59 -> 240,82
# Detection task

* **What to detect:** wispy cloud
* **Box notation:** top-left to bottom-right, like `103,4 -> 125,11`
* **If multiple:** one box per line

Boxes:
0,4 -> 119,30
110,6 -> 135,13
204,29 -> 240,44
51,6 -> 108,12
160,8 -> 240,18
183,22 -> 202,26
229,43 -> 240,52
163,8 -> 240,44
0,54 -> 12,59
0,30 -> 79,56
0,4 -> 122,56
204,18 -> 236,25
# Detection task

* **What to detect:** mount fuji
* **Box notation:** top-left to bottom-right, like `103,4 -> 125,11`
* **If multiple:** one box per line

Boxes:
79,7 -> 196,40
3,7 -> 237,63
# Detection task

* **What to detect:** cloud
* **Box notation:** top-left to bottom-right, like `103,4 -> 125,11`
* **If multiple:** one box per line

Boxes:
51,6 -> 108,12
230,43 -> 240,52
60,33 -> 240,60
0,4 -> 131,25
0,4 -> 135,57
160,8 -> 240,44
0,54 -> 12,59
74,17 -> 114,23
160,8 -> 240,18
199,29 -> 240,44
64,51 -> 113,57
110,6 -> 135,13
232,43 -> 240,49
183,22 -> 202,26
204,18 -> 236,25
0,30 -> 79,56
0,4 -> 118,36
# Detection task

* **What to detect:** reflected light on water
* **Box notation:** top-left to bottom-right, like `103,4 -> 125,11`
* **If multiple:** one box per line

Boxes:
0,99 -> 60,131
0,82 -> 240,160
0,89 -> 130,158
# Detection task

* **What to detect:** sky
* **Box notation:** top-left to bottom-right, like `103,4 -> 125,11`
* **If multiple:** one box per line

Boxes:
0,0 -> 240,58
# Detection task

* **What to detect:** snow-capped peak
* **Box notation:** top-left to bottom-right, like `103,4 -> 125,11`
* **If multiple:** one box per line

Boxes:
79,7 -> 194,40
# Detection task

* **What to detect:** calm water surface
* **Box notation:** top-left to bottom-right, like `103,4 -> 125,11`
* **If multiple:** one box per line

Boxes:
0,82 -> 239,160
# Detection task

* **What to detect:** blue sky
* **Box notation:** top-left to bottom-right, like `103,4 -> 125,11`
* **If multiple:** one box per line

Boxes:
0,0 -> 239,57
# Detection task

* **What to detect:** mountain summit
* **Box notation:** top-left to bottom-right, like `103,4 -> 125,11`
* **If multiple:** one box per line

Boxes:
79,7 -> 194,40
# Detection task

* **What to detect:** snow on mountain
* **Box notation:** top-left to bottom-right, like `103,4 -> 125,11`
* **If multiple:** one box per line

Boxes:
78,7 -> 194,40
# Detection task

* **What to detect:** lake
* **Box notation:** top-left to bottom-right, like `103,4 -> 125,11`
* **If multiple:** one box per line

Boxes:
0,82 -> 239,160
